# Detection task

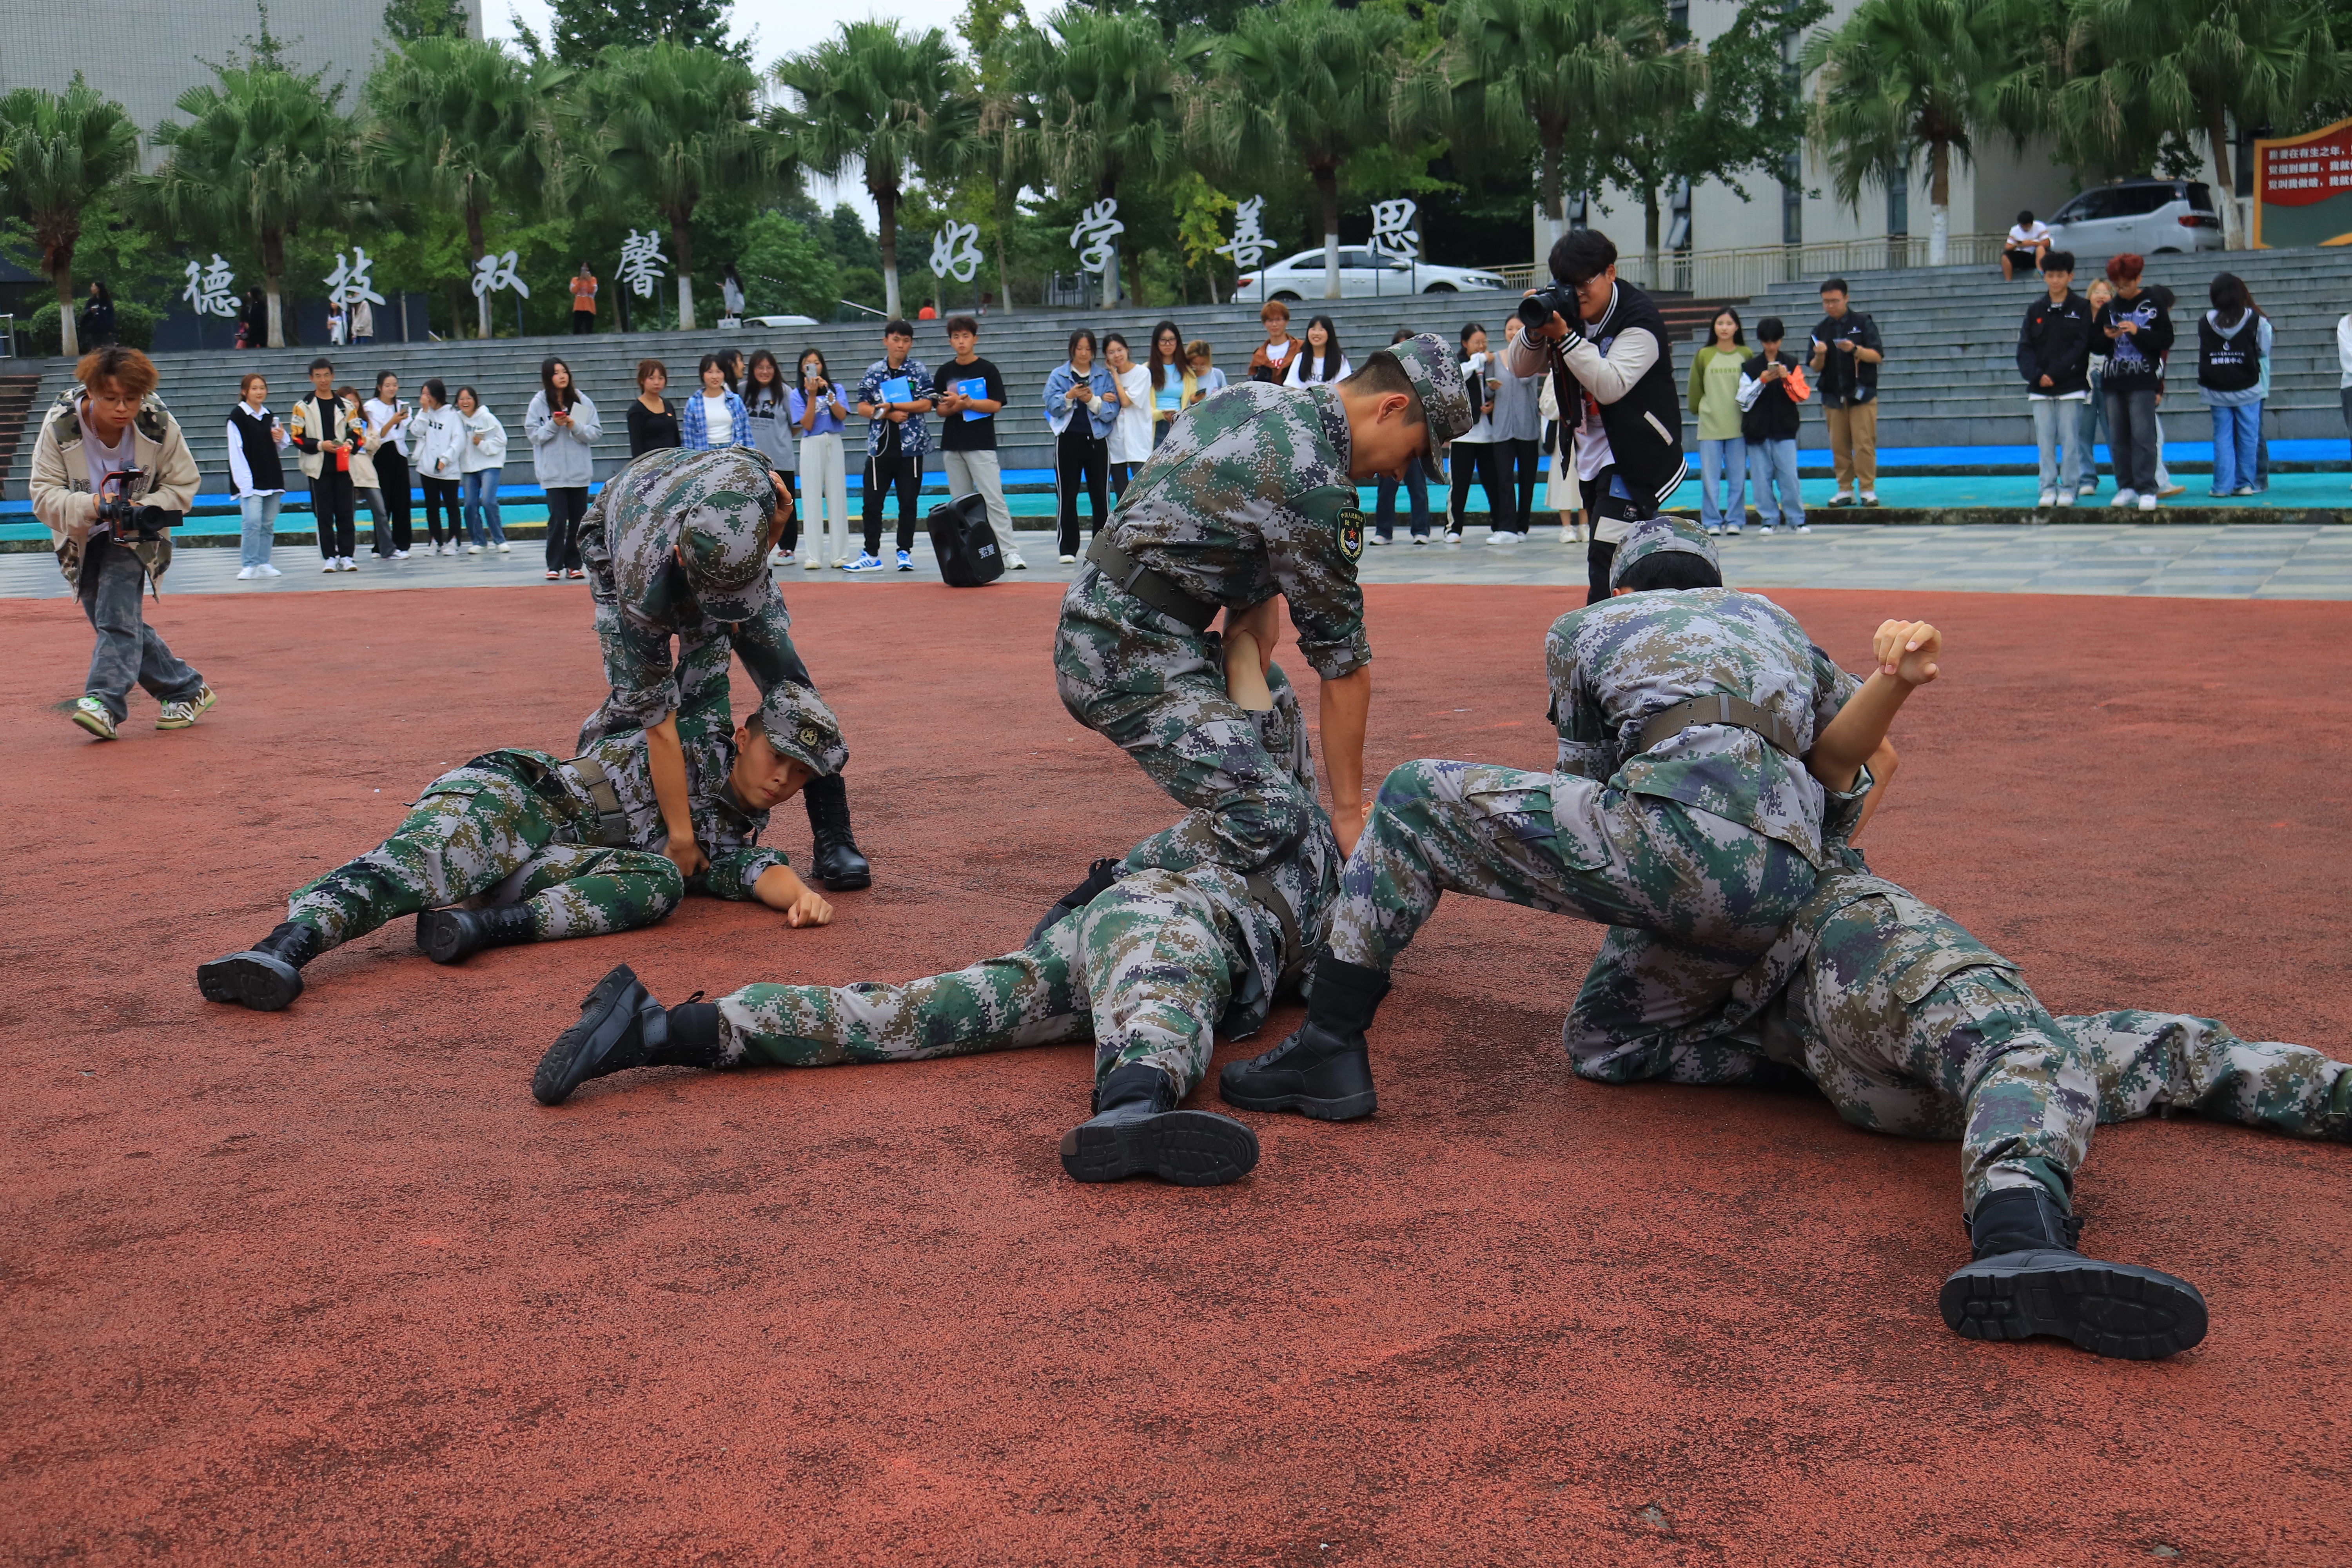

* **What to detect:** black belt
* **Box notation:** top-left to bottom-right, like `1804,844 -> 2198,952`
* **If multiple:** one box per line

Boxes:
564,755 -> 635,848
1085,533 -> 1221,633
1244,869 -> 1311,992
1634,694 -> 1806,760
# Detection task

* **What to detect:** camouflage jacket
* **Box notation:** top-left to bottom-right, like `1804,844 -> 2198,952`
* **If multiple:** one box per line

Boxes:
1101,381 -> 1370,680
1116,664 -> 1341,1037
852,355 -> 936,459
1547,587 -> 1859,866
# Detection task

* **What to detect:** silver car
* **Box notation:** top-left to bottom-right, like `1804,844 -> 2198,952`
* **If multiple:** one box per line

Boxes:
1234,248 -> 1508,301
2045,180 -> 2224,259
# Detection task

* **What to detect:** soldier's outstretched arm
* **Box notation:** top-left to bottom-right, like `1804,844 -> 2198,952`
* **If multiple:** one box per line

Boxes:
1320,668 -> 1371,855
1224,628 -> 1274,711
644,713 -> 708,882
752,864 -> 833,927
1809,619 -> 1941,792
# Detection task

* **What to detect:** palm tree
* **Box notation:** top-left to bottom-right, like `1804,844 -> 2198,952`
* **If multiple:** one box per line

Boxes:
0,79 -> 140,359
1009,6 -> 1194,308
775,22 -> 972,321
2054,0 -> 2348,250
1804,0 -> 2045,267
579,43 -> 779,331
1202,0 -> 1426,301
365,36 -> 564,339
1452,0 -> 1677,260
147,64 -> 351,348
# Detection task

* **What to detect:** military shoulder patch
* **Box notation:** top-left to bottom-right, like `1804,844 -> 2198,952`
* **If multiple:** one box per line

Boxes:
1337,502 -> 1364,563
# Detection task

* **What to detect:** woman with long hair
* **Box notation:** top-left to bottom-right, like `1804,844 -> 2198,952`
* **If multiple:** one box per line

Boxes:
627,360 -> 679,456
1103,330 -> 1152,499
411,379 -> 467,554
455,385 -> 509,552
1044,327 -> 1114,561
2196,272 -> 2273,498
1688,307 -> 1749,535
81,280 -> 117,347
743,347 -> 801,563
526,356 -> 601,578
225,371 -> 290,578
791,348 -> 853,569
682,352 -> 751,451
1283,316 -> 1349,385
1146,319 -> 1185,448
363,371 -> 414,559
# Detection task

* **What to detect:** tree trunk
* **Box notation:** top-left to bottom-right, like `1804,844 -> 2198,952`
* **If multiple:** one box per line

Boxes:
1315,164 -> 1341,299
877,187 -> 903,320
1927,140 -> 1951,267
674,218 -> 697,332
995,208 -> 1014,315
1643,183 -> 1662,286
263,230 -> 287,348
466,206 -> 490,339
1539,124 -> 1567,262
2204,94 -> 2245,250
51,259 -> 78,359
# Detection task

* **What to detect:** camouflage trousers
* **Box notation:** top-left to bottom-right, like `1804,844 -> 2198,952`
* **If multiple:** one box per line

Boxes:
287,762 -> 684,952
1327,760 -> 1818,1051
715,867 -> 1259,1093
1055,568 -> 1318,874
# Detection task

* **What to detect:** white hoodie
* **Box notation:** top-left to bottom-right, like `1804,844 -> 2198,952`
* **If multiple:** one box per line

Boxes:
459,404 -> 508,473
411,404 -> 468,481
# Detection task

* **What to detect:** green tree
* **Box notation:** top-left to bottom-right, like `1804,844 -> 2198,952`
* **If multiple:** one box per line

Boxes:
147,62 -> 350,348
1804,0 -> 2044,266
2054,0 -> 2348,249
735,209 -> 838,318
773,20 -> 973,320
550,0 -> 742,64
1205,0 -> 1427,300
383,0 -> 472,41
1010,5 -> 1195,307
958,0 -> 1032,313
0,78 -> 141,358
579,42 -> 779,329
1171,170 -> 1238,301
364,36 -> 562,338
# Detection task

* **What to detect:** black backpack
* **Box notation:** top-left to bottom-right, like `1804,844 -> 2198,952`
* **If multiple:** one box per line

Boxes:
926,492 -> 1005,587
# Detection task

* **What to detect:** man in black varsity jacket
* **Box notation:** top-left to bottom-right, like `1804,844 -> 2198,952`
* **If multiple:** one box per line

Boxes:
1504,229 -> 1686,604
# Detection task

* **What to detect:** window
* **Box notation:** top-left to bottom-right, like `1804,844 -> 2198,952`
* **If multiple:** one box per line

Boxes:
2056,189 -> 2115,223
1886,166 -> 1908,236
2186,183 -> 2216,213
1338,248 -> 1377,269
2111,184 -> 2176,217
1782,152 -> 1803,245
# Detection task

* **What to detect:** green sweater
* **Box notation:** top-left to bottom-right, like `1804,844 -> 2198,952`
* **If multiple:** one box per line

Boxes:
1688,345 -> 1747,442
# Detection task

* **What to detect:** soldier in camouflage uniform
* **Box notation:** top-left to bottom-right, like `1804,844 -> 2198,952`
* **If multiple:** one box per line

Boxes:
1054,334 -> 1472,879
197,679 -> 846,1013
580,445 -> 871,892
1222,515 -> 1924,1122
533,634 -> 1340,1189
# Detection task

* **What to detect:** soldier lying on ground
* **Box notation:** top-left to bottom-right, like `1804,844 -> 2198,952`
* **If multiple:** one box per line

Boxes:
583,445 -> 871,893
530,627 -> 1338,1189
1220,514 -> 1933,1120
1054,335 -> 1472,874
197,674 -> 844,1013
1580,848 -> 2350,1361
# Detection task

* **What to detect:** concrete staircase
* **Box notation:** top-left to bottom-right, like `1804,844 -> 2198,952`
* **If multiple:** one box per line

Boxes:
2,292 -> 1565,499
1737,248 -> 2352,452
0,373 -> 43,501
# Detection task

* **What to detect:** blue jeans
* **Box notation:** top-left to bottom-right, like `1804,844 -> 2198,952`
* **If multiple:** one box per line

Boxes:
78,539 -> 203,722
2208,402 -> 2261,494
460,469 -> 505,544
2029,397 -> 2084,495
1376,457 -> 1430,538
2074,378 -> 2107,490
1746,439 -> 1803,528
1698,438 -> 1746,530
238,492 -> 281,568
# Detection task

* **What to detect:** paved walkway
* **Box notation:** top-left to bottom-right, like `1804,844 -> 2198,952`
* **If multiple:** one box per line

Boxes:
7,522 -> 2351,600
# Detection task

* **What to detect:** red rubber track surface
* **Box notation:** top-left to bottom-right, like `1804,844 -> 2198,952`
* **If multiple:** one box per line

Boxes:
4,583 -> 2347,1566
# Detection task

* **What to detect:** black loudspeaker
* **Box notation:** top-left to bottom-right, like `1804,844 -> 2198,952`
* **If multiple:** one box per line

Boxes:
926,492 -> 1005,586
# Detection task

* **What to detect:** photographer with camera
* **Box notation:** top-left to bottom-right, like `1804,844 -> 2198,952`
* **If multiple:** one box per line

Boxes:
1502,229 -> 1686,603
30,346 -> 217,741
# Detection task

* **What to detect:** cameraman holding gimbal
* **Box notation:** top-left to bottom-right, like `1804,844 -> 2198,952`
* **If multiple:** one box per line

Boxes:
31,345 -> 218,741
1503,230 -> 1687,602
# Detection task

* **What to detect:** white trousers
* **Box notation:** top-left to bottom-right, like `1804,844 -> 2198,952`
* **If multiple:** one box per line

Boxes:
799,432 -> 851,565
942,449 -> 1023,563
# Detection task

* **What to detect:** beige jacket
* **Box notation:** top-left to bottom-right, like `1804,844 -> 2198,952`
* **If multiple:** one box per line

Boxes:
289,392 -> 366,481
28,387 -> 202,586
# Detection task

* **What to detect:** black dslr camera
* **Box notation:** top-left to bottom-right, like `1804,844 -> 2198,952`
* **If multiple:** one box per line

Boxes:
1515,281 -> 1582,336
94,467 -> 174,538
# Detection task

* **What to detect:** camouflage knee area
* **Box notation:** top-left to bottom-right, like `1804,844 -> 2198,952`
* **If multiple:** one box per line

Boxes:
2064,1009 -> 2352,1140
1078,869 -> 1239,1095
287,767 -> 559,949
1920,970 -> 2097,1213
510,846 -> 686,940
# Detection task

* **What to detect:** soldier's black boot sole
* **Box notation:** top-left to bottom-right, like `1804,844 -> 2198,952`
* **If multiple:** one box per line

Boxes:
197,951 -> 304,1011
416,904 -> 536,965
1938,1248 -> 2209,1360
1218,1026 -> 1378,1121
533,964 -> 661,1106
1059,1109 -> 1260,1186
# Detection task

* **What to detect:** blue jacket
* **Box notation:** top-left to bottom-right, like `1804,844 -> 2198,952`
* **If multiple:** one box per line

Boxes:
680,388 -> 752,452
1044,361 -> 1118,439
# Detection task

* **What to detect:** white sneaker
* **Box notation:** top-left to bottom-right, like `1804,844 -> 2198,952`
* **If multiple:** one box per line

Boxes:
260,563 -> 282,575
1058,554 -> 1077,564
1758,524 -> 1775,535
236,565 -> 258,580
1365,533 -> 1390,546
2037,490 -> 2057,508
341,557 -> 358,572
2137,492 -> 2158,512
322,559 -> 340,572
2109,490 -> 2137,508
466,544 -> 484,554
802,556 -> 823,570
1484,530 -> 1520,544
2054,492 -> 2074,508
1007,555 -> 1029,570
1795,523 -> 1812,533
496,541 -> 511,553
1443,530 -> 1461,544
392,549 -> 410,560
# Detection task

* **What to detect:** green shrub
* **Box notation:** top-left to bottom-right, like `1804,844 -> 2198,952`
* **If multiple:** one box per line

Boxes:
24,299 -> 159,356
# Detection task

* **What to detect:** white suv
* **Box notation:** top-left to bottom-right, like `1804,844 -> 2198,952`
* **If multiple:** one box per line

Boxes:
2045,180 -> 2223,259
1234,248 -> 1508,301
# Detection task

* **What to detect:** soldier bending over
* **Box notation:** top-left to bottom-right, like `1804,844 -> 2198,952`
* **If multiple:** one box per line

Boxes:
532,629 -> 1338,1189
198,676 -> 842,1012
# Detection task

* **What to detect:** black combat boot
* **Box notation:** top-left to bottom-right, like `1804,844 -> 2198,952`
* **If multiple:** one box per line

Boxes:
1938,1184 -> 2209,1360
1060,1063 -> 1261,1186
198,921 -> 325,1012
1217,955 -> 1389,1121
802,773 -> 871,891
415,902 -> 538,965
531,965 -> 729,1105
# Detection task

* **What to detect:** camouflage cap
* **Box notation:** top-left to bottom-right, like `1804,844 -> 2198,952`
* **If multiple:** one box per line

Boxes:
1385,332 -> 1474,466
1609,514 -> 1722,589
608,446 -> 782,623
755,680 -> 848,778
